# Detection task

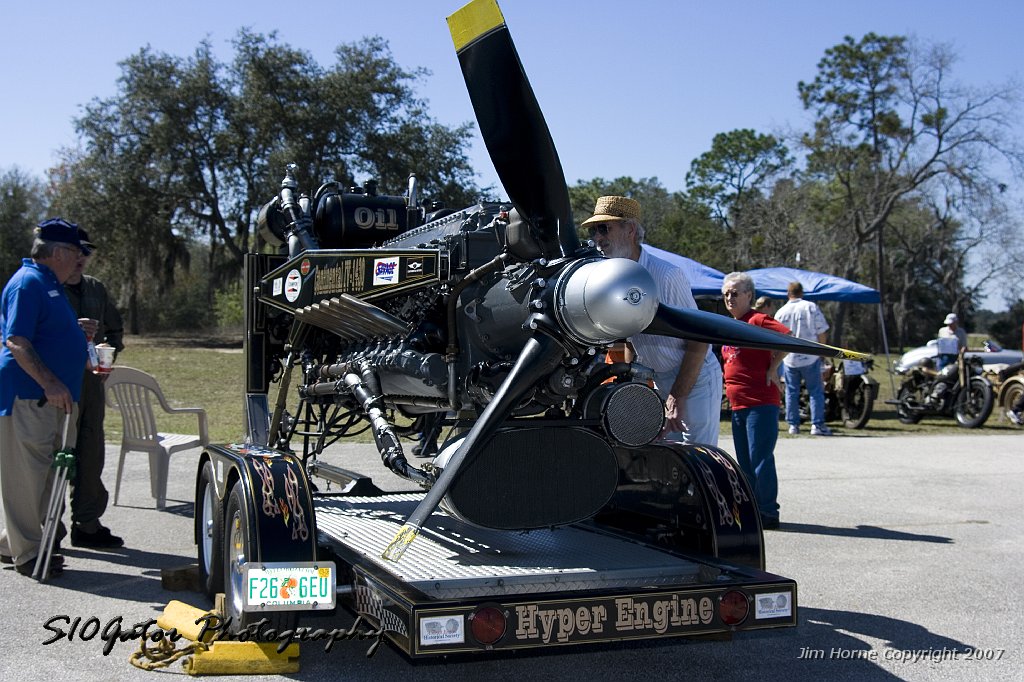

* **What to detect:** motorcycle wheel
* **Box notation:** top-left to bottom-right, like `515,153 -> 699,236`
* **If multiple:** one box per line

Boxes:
842,382 -> 873,429
954,377 -> 994,428
1000,378 -> 1024,426
896,386 -> 923,424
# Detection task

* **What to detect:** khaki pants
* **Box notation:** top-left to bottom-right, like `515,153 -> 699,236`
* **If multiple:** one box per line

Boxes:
0,400 -> 79,566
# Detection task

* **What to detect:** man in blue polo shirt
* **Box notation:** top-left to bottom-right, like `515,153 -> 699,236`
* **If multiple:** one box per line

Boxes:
0,218 -> 91,578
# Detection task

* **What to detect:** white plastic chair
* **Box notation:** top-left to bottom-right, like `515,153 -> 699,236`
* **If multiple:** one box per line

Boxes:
104,367 -> 209,508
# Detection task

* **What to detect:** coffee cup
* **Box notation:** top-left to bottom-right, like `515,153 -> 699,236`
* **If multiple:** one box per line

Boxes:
94,344 -> 115,374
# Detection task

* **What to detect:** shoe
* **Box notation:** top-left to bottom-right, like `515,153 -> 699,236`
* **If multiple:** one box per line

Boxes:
71,526 -> 124,548
3,552 -> 62,566
810,424 -> 833,436
788,425 -> 800,435
412,441 -> 438,459
15,558 -> 63,579
1008,410 -> 1024,426
761,516 -> 781,530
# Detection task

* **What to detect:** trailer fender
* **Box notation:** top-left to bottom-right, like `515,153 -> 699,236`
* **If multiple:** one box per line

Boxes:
196,443 -> 318,563
600,441 -> 765,570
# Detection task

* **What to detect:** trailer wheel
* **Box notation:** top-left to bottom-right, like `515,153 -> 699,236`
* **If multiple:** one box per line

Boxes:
196,461 -> 224,598
223,480 -> 298,633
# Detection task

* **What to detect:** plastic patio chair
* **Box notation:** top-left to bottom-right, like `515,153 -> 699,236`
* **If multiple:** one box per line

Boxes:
104,366 -> 209,508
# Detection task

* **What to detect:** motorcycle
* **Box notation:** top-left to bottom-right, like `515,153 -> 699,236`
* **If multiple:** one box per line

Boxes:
791,358 -> 879,429
811,358 -> 878,428
893,348 -> 994,428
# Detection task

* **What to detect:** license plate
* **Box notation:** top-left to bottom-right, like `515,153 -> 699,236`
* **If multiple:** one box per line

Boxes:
243,561 -> 336,611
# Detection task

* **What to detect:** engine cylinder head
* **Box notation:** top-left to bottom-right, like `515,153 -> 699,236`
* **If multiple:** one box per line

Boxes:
554,257 -> 659,345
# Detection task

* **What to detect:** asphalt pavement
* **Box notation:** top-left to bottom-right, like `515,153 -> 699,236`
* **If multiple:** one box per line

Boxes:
0,432 -> 1021,681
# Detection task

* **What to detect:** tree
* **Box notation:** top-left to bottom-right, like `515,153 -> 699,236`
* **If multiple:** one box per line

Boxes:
798,33 -> 1024,342
49,31 -> 481,332
0,167 -> 46,284
685,129 -> 793,231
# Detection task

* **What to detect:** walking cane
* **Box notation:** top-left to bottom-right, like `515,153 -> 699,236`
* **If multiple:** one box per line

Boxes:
33,412 -> 75,581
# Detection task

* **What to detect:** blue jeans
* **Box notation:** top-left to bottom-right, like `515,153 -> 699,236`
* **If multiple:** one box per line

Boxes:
784,360 -> 826,427
731,405 -> 780,520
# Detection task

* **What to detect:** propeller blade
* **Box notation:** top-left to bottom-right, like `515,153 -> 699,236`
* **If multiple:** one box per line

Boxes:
382,332 -> 565,561
645,304 -> 870,360
447,0 -> 578,259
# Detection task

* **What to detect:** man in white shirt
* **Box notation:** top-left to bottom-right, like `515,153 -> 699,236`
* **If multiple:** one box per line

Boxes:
582,196 -> 723,446
935,313 -> 968,370
774,281 -> 832,436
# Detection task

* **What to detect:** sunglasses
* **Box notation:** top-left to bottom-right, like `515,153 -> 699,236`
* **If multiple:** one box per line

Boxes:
587,223 -> 613,237
722,290 -> 748,299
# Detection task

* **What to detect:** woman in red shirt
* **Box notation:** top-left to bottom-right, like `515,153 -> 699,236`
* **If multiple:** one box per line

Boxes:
720,272 -> 790,530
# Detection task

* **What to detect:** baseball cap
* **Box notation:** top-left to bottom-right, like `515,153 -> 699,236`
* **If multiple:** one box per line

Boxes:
35,218 -> 88,254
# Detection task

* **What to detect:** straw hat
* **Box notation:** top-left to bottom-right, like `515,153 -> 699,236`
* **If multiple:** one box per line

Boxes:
581,196 -> 642,226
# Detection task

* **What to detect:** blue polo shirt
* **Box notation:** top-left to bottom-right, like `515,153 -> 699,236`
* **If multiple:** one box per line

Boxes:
0,258 -> 87,415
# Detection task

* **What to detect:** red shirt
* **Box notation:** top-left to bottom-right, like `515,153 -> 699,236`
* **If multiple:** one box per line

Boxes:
721,310 -> 790,410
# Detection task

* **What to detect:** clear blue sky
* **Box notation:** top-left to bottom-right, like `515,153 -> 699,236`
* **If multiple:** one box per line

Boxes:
3,1 -> 1022,304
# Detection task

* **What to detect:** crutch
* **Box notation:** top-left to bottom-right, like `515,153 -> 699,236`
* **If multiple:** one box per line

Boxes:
33,412 -> 75,581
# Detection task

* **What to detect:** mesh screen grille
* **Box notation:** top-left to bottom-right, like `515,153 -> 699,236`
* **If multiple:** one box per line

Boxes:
446,427 -> 617,530
605,382 -> 664,446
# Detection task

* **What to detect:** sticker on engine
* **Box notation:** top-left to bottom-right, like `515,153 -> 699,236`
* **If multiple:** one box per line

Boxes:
754,591 -> 792,619
372,257 -> 400,286
273,277 -> 283,296
284,269 -> 302,302
419,615 -> 464,646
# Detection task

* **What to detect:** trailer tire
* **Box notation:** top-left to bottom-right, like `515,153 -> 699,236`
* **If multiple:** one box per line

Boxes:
196,461 -> 224,598
223,480 -> 298,633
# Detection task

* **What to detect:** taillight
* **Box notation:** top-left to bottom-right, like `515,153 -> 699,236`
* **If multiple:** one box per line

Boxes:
719,590 -> 749,626
469,606 -> 506,645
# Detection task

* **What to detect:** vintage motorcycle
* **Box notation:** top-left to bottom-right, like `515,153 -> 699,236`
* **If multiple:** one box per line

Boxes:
893,349 -> 994,428
794,358 -> 879,429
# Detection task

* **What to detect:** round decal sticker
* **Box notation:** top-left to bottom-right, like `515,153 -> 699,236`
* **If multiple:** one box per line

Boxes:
285,269 -> 302,302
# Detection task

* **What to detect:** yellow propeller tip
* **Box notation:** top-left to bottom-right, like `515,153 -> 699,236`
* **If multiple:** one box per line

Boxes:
448,0 -> 505,52
381,525 -> 419,562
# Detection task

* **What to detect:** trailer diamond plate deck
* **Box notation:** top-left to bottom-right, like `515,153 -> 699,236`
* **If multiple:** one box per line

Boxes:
315,493 -> 735,600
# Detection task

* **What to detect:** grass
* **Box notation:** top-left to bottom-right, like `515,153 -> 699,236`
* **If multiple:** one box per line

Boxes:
105,335 -> 247,444
103,336 -> 1021,447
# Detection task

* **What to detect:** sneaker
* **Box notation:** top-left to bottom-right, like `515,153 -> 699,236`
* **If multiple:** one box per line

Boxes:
787,425 -> 800,435
71,526 -> 124,549
810,424 -> 834,436
761,516 -> 781,530
1008,410 -> 1024,426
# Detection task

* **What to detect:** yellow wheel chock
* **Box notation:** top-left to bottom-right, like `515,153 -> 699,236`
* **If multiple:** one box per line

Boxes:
130,599 -> 300,675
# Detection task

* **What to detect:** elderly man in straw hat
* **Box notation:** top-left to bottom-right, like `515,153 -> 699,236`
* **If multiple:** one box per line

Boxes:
582,196 -> 723,446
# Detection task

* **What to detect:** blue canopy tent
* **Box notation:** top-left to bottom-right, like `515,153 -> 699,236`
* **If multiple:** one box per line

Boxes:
643,245 -> 725,297
634,252 -> 887,371
745,267 -> 880,304
747,266 -> 891,393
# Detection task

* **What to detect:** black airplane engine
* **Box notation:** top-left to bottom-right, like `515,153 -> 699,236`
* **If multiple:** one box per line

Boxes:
312,182 -> 416,248
257,169 -> 421,252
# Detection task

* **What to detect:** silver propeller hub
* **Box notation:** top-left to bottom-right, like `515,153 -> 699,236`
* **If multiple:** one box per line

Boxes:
554,257 -> 659,345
